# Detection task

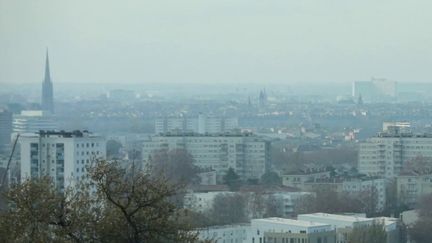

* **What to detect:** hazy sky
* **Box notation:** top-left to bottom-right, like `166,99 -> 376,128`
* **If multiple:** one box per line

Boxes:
1,0 -> 432,85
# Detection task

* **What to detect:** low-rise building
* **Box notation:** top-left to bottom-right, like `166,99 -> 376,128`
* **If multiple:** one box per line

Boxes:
248,218 -> 336,243
298,213 -> 400,243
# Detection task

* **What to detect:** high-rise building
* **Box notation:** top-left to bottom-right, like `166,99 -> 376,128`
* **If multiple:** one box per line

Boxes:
142,132 -> 269,181
352,78 -> 397,102
155,114 -> 239,134
358,130 -> 432,178
19,130 -> 106,191
41,50 -> 54,113
0,109 -> 12,151
13,110 -> 57,134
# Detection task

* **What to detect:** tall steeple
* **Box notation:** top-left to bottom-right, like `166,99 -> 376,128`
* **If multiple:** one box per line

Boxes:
44,49 -> 51,82
41,49 -> 54,113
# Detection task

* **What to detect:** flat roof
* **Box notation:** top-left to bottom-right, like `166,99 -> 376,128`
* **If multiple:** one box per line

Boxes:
253,217 -> 329,228
298,213 -> 372,223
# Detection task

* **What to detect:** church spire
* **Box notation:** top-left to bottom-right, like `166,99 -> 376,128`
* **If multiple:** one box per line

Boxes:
42,49 -> 54,113
44,48 -> 51,83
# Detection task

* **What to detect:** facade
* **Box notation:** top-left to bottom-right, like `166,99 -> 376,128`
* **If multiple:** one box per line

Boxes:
0,109 -> 12,151
183,191 -> 235,213
13,110 -> 57,134
396,173 -> 432,208
301,178 -> 386,212
142,132 -> 269,181
342,178 -> 386,212
155,114 -> 238,134
20,130 -> 106,191
358,132 -> 432,178
282,171 -> 331,188
41,50 -> 54,113
248,218 -> 335,243
183,190 -> 310,218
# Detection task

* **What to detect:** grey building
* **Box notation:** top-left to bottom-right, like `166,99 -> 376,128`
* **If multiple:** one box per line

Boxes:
358,130 -> 432,178
155,114 -> 238,134
142,132 -> 269,182
0,109 -> 12,151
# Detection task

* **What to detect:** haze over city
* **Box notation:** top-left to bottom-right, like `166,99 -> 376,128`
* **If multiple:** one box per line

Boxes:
1,1 -> 432,243
2,0 -> 432,85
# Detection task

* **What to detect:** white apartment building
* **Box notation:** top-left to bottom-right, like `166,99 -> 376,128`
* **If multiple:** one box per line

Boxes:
142,132 -> 269,181
13,110 -> 57,134
20,130 -> 106,191
358,132 -> 432,178
155,114 -> 238,134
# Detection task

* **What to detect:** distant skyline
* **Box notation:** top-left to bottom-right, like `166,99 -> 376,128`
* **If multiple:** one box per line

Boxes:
1,0 -> 432,85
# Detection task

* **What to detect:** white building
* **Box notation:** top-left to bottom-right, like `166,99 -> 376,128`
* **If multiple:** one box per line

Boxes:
20,130 -> 106,191
13,110 -> 57,134
358,131 -> 432,178
155,114 -> 238,134
248,218 -> 335,243
298,213 -> 400,243
142,132 -> 269,181
299,213 -> 373,243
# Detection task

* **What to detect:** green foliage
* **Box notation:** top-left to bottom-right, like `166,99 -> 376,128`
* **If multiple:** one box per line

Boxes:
210,193 -> 248,225
348,223 -> 387,243
409,193 -> 432,243
260,171 -> 282,186
223,167 -> 241,191
150,149 -> 200,185
0,161 -> 198,243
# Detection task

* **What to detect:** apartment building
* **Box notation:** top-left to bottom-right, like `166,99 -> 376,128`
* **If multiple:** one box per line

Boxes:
396,173 -> 432,208
155,114 -> 238,134
20,130 -> 106,191
358,131 -> 432,178
142,132 -> 269,181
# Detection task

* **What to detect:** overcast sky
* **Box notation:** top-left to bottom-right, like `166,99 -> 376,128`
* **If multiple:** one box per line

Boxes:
1,0 -> 432,85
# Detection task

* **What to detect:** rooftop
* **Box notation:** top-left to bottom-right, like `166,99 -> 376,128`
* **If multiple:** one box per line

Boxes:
298,213 -> 372,223
253,217 -> 329,228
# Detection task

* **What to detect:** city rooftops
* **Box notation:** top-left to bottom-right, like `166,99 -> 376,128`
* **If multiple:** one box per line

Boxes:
157,131 -> 261,138
252,217 -> 329,228
38,130 -> 92,138
298,213 -> 372,224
